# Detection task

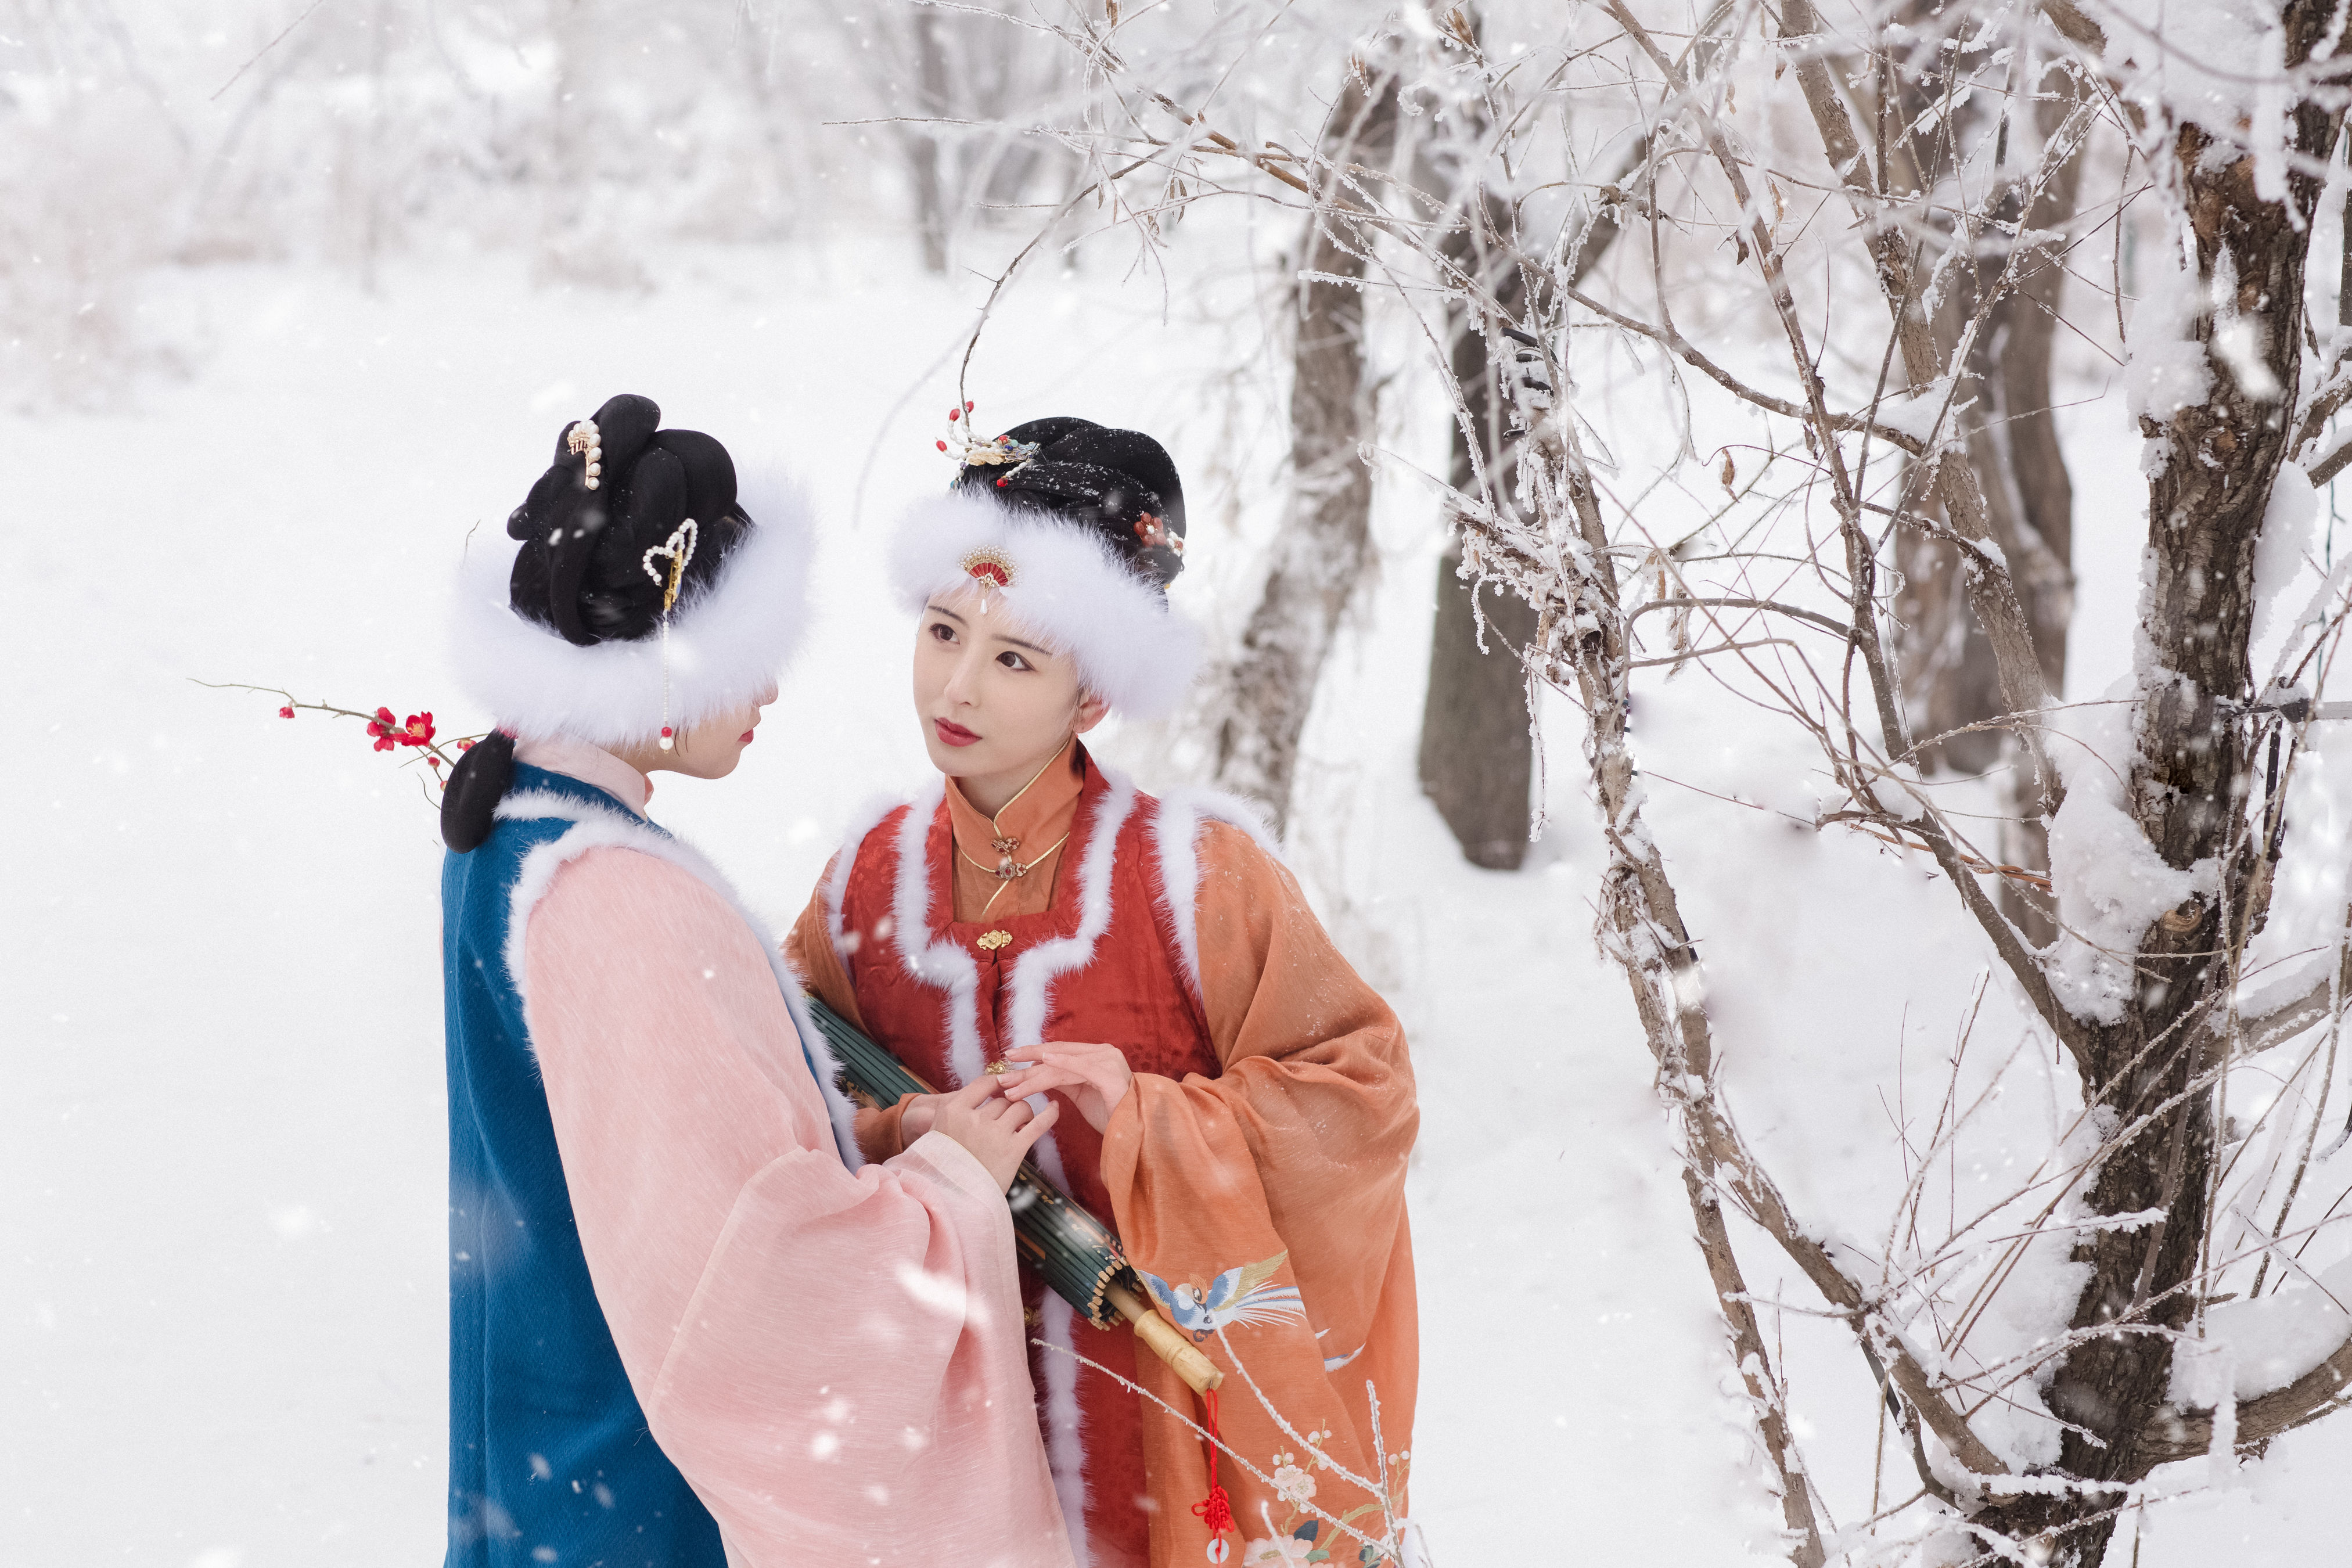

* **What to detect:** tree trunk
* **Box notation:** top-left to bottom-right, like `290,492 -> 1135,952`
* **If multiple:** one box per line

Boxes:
535,0 -> 584,282
1983,192 -> 2078,944
1211,68 -> 1400,830
906,9 -> 951,274
1890,48 -> 2083,945
359,0 -> 390,294
1972,20 -> 2343,1560
1420,545 -> 1537,867
1419,193 -> 1538,868
1415,116 -> 1638,868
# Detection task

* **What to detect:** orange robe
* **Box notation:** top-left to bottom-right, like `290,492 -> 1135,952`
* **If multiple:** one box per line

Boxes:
786,749 -> 1419,1567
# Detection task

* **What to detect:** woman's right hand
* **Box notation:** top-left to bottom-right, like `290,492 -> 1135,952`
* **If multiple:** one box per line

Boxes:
928,1077 -> 1059,1192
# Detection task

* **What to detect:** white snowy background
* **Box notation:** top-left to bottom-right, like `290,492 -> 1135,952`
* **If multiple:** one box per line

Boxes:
8,6 -> 2352,1566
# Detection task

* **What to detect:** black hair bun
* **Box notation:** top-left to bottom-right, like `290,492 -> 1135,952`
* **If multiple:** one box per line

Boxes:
505,393 -> 749,646
439,729 -> 517,853
952,417 -> 1187,589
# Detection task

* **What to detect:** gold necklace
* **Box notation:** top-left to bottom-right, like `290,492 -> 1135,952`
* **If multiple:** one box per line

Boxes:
957,740 -> 1079,918
959,830 -> 1072,883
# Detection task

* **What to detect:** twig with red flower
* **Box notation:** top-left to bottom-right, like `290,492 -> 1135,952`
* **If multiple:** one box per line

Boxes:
194,679 -> 484,797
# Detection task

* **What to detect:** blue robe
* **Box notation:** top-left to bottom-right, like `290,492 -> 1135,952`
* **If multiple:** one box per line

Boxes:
439,764 -> 725,1567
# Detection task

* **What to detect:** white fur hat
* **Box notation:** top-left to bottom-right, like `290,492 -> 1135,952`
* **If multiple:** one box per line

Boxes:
451,470 -> 815,748
887,490 -> 1203,721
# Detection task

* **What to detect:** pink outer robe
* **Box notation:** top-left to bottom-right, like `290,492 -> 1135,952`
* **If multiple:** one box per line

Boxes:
522,832 -> 1074,1567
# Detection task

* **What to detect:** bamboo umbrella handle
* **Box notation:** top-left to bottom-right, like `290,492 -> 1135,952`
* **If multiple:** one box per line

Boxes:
1106,1283 -> 1224,1394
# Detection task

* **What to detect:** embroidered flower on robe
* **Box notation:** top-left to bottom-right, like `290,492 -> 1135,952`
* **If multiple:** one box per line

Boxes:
1270,1459 -> 1316,1507
1241,1535 -> 1316,1567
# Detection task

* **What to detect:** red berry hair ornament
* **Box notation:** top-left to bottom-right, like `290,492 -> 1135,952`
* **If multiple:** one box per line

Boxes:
936,400 -> 1041,476
1132,513 -> 1184,557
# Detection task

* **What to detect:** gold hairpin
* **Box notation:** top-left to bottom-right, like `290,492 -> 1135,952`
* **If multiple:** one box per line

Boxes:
640,518 -> 699,751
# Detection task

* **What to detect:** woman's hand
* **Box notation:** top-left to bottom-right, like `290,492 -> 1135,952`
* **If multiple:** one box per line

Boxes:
994,1041 -> 1135,1134
898,1092 -> 951,1143
929,1076 -> 1059,1192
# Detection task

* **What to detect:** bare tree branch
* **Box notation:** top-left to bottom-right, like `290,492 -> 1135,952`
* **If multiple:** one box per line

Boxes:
2141,1330 -> 2352,1463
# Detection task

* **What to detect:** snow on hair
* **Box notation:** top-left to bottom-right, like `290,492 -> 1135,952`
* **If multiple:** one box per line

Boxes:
887,490 -> 1203,722
452,468 -> 816,750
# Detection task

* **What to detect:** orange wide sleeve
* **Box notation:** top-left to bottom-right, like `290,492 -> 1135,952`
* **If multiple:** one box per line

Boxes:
783,864 -> 917,1165
1098,821 -> 1420,1542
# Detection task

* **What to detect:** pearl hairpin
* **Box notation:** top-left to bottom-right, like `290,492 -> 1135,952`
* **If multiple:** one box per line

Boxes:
566,419 -> 604,490
934,401 -> 1040,473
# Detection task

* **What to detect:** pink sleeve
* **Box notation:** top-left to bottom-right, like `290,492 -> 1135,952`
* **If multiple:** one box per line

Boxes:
523,847 -> 1073,1568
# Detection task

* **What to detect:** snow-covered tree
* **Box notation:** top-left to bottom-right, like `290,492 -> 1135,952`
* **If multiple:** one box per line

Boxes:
979,2 -> 2352,1561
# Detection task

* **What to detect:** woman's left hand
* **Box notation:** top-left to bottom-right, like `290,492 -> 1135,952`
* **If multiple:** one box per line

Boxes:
994,1041 -> 1135,1134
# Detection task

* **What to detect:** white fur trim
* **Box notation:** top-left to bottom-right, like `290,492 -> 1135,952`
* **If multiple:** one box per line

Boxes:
856,765 -> 1139,1565
885,778 -> 988,1089
888,491 -> 1202,721
496,788 -> 863,1169
1004,767 -> 1139,1050
1039,1291 -> 1092,1567
823,791 -> 907,972
777,981 -> 864,1176
977,764 -> 1114,1567
1145,786 -> 1285,1003
452,470 -> 817,749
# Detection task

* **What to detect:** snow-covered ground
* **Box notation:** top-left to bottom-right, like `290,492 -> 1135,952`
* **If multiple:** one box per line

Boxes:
6,236 -> 2349,1566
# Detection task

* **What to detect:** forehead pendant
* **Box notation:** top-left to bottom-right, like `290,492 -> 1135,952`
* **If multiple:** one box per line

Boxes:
960,547 -> 1016,613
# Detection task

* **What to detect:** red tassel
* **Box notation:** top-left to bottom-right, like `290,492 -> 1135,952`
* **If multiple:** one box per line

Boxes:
1191,1389 -> 1235,1556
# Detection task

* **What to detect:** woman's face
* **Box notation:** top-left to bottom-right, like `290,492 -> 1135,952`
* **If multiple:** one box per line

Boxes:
657,678 -> 779,780
912,587 -> 1106,786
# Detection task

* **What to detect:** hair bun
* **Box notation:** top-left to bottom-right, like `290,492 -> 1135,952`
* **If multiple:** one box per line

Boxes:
439,730 -> 517,853
503,393 -> 750,648
952,417 -> 1188,589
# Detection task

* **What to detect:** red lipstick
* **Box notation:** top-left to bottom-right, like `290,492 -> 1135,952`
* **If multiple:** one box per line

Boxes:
740,730 -> 756,745
934,717 -> 981,748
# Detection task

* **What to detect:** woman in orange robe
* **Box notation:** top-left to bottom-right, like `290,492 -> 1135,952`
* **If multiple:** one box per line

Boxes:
784,418 -> 1420,1568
